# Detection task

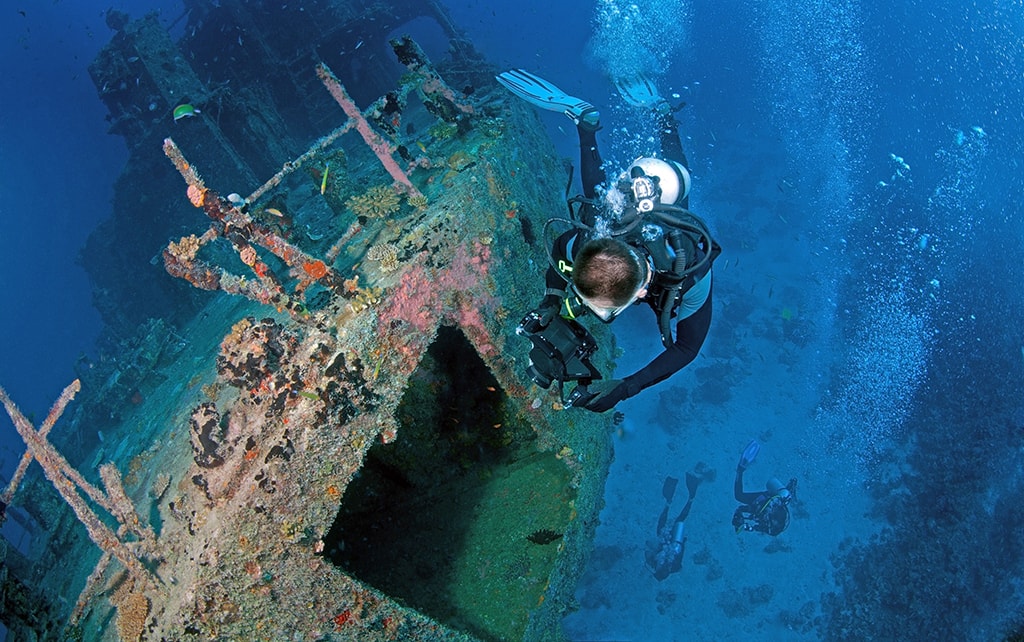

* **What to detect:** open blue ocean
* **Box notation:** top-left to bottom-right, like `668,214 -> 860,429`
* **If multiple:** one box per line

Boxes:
2,0 -> 1023,640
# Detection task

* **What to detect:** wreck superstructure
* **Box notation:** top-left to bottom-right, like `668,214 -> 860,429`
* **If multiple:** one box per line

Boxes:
0,2 -> 617,641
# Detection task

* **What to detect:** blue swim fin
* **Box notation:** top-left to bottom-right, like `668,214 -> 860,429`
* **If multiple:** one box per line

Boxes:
739,440 -> 760,469
496,69 -> 600,127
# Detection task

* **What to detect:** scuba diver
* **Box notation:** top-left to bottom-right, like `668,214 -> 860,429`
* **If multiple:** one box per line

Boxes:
646,473 -> 701,581
732,440 -> 797,537
499,70 -> 720,412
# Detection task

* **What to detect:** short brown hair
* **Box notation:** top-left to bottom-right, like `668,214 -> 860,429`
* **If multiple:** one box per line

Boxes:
573,238 -> 644,305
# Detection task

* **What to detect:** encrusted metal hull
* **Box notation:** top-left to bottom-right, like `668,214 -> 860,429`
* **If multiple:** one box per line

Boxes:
1,3 -> 616,641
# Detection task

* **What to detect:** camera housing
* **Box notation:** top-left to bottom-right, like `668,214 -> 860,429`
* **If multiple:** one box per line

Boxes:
517,311 -> 601,389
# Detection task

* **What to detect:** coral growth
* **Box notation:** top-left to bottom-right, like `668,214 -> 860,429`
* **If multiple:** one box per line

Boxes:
115,592 -> 149,642
428,121 -> 458,141
216,317 -> 300,393
366,243 -> 400,272
149,473 -> 171,499
189,402 -> 225,469
302,260 -> 329,279
167,234 -> 201,262
446,150 -> 475,172
346,185 -> 401,219
407,194 -> 429,210
346,286 -> 383,314
377,241 -> 499,363
238,245 -> 258,267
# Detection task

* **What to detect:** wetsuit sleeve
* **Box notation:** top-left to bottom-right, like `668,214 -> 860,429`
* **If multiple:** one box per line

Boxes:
618,282 -> 712,399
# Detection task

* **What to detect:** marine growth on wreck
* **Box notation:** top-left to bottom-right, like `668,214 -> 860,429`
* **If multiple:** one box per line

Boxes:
0,3 -> 617,641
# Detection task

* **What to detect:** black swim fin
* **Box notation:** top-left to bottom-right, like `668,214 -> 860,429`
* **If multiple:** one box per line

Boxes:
662,476 -> 679,503
685,472 -> 701,499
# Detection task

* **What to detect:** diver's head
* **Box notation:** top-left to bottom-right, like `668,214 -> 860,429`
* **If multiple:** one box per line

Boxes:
622,157 -> 691,208
572,238 -> 652,321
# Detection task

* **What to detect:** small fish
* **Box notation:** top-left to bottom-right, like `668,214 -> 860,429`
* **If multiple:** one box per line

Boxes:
173,103 -> 201,121
416,140 -> 427,152
265,207 -> 284,217
298,390 -> 319,400
354,40 -> 364,49
127,56 -> 139,63
320,162 -> 330,194
527,529 -> 563,545
238,35 -> 243,47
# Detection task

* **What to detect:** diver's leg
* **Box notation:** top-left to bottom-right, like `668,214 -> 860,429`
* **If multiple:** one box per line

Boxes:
657,108 -> 688,168
657,108 -> 690,209
734,466 -> 746,503
578,124 -> 605,200
734,468 -> 760,505
674,498 -> 694,524
656,504 -> 670,534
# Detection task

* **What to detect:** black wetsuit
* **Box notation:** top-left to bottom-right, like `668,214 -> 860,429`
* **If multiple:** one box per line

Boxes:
542,112 -> 714,409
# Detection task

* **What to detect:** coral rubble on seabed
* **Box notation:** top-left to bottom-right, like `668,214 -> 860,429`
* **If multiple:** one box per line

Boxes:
7,43 -> 616,642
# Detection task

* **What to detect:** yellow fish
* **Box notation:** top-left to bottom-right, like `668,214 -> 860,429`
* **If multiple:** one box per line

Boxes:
320,162 -> 330,195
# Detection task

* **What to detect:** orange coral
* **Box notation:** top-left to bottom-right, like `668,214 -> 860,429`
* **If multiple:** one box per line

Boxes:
303,260 -> 328,279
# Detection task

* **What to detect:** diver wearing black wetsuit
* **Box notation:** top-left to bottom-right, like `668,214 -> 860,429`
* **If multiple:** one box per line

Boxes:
540,107 -> 715,411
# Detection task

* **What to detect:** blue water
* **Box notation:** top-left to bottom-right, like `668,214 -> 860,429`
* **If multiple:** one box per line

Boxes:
2,0 -> 1023,639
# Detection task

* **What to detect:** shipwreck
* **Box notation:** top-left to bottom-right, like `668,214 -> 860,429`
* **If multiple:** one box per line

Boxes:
0,2 -> 617,641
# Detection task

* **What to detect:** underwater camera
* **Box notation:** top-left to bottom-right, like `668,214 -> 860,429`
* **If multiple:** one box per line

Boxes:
517,310 -> 601,390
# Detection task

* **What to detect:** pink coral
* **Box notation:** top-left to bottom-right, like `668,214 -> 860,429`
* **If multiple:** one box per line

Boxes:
377,241 -> 500,365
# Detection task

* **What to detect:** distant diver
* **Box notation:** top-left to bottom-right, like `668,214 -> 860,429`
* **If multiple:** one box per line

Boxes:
500,69 -> 720,412
732,440 -> 797,537
646,472 -> 701,580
